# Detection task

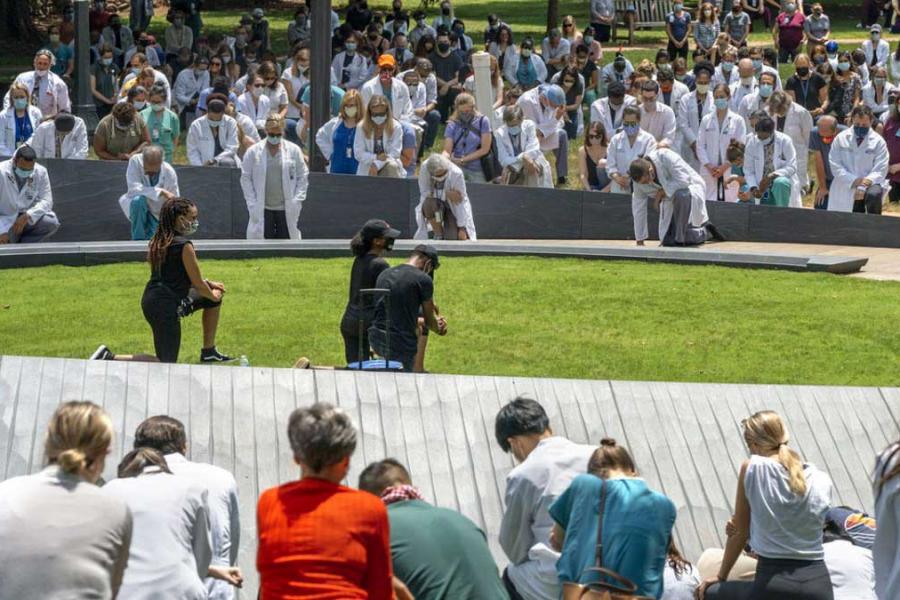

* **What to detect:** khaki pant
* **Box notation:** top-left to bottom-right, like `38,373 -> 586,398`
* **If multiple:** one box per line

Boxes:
502,164 -> 545,187
376,161 -> 406,178
422,196 -> 460,240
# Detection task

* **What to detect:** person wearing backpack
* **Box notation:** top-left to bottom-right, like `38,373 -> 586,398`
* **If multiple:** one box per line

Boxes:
442,92 -> 493,183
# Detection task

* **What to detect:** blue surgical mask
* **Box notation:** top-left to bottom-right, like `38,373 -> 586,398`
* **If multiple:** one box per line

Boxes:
371,114 -> 388,125
345,42 -> 357,52
267,134 -> 282,145
13,98 -> 27,110
838,61 -> 851,72
853,125 -> 870,138
752,59 -> 762,70
186,219 -> 199,235
14,167 -> 33,179
584,35 -> 594,45
722,60 -> 734,71
507,125 -> 521,135
623,123 -> 640,136
714,97 -> 729,110
759,84 -> 773,98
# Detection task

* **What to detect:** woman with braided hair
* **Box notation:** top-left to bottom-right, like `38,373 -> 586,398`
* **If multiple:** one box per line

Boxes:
141,196 -> 233,363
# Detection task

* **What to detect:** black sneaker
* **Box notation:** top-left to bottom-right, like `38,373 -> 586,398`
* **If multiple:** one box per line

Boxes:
90,345 -> 115,361
557,176 -> 567,186
200,347 -> 235,363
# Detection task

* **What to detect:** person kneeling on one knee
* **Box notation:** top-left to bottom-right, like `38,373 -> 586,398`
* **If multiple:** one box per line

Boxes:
827,104 -> 889,214
0,144 -> 60,245
415,153 -> 478,241
744,112 -> 797,207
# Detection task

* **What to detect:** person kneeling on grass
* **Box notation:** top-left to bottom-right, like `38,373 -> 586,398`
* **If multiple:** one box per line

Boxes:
118,145 -> 179,240
629,148 -> 716,247
368,244 -> 447,373
414,153 -> 477,241
139,197 -> 234,363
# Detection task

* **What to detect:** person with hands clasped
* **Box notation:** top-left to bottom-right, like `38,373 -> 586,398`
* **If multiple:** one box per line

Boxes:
141,196 -> 233,364
0,145 -> 58,245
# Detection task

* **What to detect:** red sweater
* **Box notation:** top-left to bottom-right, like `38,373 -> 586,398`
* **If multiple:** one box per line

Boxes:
257,478 -> 393,600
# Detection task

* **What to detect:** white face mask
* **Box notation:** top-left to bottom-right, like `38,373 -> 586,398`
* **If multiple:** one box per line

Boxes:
35,68 -> 49,77
133,100 -> 146,110
251,86 -> 262,98
372,114 -> 388,125
344,106 -> 358,118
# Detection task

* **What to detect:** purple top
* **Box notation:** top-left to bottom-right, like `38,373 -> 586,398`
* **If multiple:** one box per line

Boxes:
444,114 -> 491,172
883,118 -> 900,183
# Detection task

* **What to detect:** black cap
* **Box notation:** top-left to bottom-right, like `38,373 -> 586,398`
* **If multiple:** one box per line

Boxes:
361,218 -> 401,240
413,244 -> 440,270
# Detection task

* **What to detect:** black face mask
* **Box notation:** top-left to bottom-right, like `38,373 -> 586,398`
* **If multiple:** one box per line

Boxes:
796,67 -> 809,77
385,238 -> 395,251
437,42 -> 451,53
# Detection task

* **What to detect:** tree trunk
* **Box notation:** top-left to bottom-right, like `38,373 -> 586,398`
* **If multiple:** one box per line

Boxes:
547,0 -> 559,32
0,0 -> 41,46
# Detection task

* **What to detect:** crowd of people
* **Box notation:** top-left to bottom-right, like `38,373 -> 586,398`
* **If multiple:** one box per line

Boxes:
0,397 -> 896,600
7,0 -> 900,245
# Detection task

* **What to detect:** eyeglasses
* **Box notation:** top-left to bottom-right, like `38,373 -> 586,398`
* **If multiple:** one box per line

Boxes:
588,134 -> 603,139
563,22 -> 573,27
264,78 -> 276,84
211,62 -> 222,66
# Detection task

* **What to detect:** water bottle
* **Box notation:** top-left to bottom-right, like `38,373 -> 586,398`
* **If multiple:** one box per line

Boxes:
239,355 -> 250,367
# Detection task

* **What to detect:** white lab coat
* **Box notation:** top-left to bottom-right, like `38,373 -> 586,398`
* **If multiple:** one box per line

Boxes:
589,95 -> 637,136
28,117 -> 89,159
696,109 -> 746,202
632,148 -> 708,242
118,153 -> 179,220
675,90 -> 715,169
0,158 -> 54,234
738,90 -> 769,127
495,120 -> 554,188
862,81 -> 895,116
239,139 -> 308,239
712,65 -> 739,87
517,87 -> 563,151
3,70 -> 70,116
331,51 -> 370,90
0,106 -> 43,157
863,38 -> 891,68
315,116 -> 343,164
186,115 -> 241,166
729,78 -> 758,112
233,112 -> 260,148
352,119 -> 404,176
503,53 -> 548,87
661,80 -> 690,112
828,127 -> 889,213
414,161 -> 477,240
405,81 -> 429,127
606,129 -> 658,194
236,91 -> 271,131
772,101 -> 813,190
744,131 -> 801,207
360,76 -> 414,123
640,102 -> 677,145
173,68 -> 210,113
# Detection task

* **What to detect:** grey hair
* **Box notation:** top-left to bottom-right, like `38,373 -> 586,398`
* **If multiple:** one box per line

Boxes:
142,145 -> 164,163
502,104 -> 523,125
148,83 -> 168,101
35,48 -> 57,67
287,403 -> 357,472
424,153 -> 452,176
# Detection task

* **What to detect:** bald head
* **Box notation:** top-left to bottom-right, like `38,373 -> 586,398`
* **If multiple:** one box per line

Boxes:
142,145 -> 163,174
738,58 -> 754,78
817,115 -> 837,136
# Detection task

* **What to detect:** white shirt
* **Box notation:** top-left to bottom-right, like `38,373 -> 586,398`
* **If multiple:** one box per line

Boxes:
824,540 -> 876,600
744,455 -> 832,561
500,437 -> 595,600
101,468 -> 212,600
662,563 -> 701,600
640,102 -> 677,145
165,453 -> 241,600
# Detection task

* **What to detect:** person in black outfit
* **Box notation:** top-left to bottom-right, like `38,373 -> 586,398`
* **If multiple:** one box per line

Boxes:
368,244 -> 447,373
141,197 -> 233,363
340,219 -> 401,366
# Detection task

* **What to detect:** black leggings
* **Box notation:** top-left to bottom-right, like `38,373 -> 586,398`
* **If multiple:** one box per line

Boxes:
706,557 -> 833,600
264,209 -> 290,239
340,310 -> 373,366
142,285 -> 220,363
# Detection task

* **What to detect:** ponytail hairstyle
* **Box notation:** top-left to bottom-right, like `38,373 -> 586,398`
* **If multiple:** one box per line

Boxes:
725,139 -> 745,164
350,231 -> 374,256
148,197 -> 196,270
117,447 -> 172,478
742,410 -> 807,496
587,438 -> 637,479
44,401 -> 113,477
666,538 -> 692,578
877,442 -> 900,493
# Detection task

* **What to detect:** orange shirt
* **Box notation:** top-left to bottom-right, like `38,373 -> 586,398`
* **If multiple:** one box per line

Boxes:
257,477 -> 393,600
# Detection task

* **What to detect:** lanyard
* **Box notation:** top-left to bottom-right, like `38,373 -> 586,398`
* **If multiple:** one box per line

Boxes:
799,79 -> 810,103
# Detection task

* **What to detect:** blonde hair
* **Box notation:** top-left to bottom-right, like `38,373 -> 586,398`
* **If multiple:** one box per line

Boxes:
742,411 -> 807,496
264,112 -> 286,130
9,83 -> 30,101
448,92 -> 477,123
340,89 -> 364,121
362,94 -> 394,137
45,401 -> 113,475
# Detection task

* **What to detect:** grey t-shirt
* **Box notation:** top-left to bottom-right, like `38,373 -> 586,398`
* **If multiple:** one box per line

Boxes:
803,14 -> 830,40
264,148 -> 286,210
808,124 -> 847,181
591,0 -> 615,20
724,11 -> 751,39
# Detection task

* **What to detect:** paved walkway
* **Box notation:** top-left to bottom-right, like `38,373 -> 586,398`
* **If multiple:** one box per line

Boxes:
524,239 -> 900,281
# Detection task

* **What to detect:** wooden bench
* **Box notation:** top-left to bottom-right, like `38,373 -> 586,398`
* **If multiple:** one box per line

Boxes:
612,0 -> 678,45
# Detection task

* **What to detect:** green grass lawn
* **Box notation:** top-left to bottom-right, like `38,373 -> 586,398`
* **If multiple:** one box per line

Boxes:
2,256 -> 900,385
